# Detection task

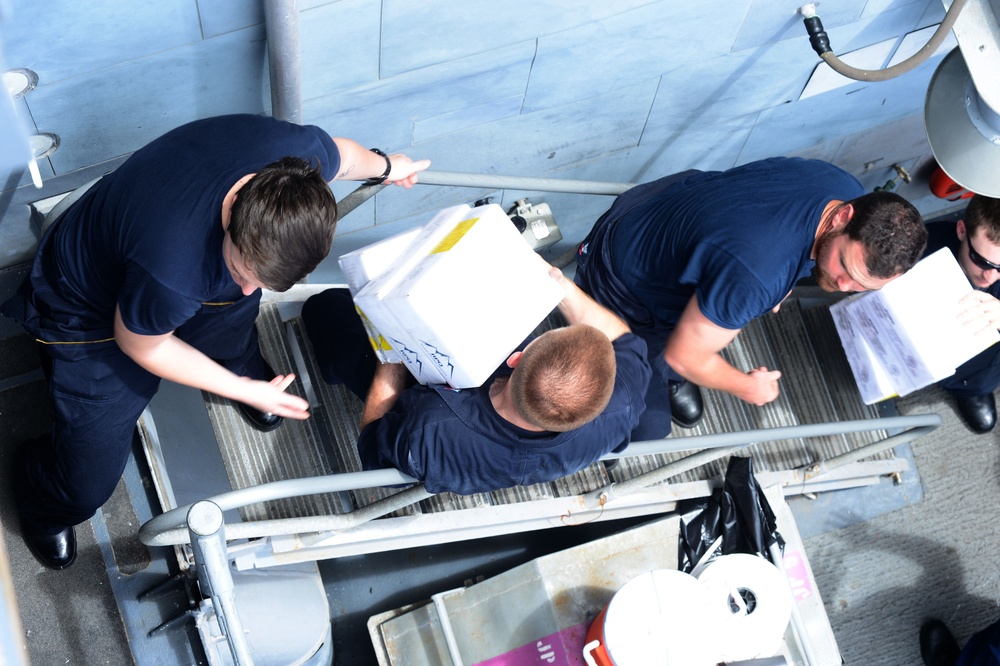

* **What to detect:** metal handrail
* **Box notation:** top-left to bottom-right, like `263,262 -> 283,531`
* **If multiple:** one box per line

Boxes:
139,413 -> 941,547
333,169 -> 635,222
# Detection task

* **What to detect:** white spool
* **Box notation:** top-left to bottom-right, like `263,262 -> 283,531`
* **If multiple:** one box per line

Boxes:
695,554 -> 794,661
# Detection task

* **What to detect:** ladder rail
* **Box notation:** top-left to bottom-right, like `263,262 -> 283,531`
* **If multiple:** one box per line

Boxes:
338,171 -> 635,224
138,413 -> 941,547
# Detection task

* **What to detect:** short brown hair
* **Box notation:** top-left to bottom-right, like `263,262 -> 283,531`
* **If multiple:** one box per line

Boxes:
841,191 -> 927,278
509,325 -> 616,432
228,156 -> 338,291
965,195 -> 1000,243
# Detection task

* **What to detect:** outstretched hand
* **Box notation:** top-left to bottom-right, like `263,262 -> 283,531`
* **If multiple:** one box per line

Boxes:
957,290 -> 1000,344
238,373 -> 310,420
386,155 -> 432,188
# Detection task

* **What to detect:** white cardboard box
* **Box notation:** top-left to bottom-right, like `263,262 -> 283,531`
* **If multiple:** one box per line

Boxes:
831,248 -> 999,404
347,203 -> 564,388
338,227 -> 422,366
350,205 -> 473,384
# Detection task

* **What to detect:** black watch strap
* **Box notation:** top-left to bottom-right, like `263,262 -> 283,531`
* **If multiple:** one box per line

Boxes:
364,148 -> 392,185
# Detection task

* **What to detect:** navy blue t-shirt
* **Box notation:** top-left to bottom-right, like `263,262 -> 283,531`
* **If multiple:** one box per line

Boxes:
45,114 -> 340,338
358,333 -> 652,495
607,157 -> 864,330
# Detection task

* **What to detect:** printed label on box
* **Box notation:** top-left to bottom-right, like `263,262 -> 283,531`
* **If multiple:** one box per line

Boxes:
473,621 -> 590,666
783,550 -> 814,601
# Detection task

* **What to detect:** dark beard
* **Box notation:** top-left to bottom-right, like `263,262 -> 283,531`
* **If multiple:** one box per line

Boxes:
811,230 -> 838,292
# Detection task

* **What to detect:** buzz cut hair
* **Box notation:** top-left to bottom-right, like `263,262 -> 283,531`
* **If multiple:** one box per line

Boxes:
509,324 -> 616,432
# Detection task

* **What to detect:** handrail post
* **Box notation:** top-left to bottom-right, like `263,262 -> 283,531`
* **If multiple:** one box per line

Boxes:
188,501 -> 255,666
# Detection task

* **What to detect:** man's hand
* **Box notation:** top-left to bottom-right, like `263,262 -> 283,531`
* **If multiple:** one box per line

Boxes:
958,290 -> 1000,344
331,137 -> 430,188
385,154 -> 431,188
235,372 -> 311,420
741,367 -> 783,405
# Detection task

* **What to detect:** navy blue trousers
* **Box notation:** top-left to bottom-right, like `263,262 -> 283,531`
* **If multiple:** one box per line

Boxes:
300,288 -> 378,402
17,293 -> 265,531
958,616 -> 1000,665
939,344 -> 1000,398
574,171 -> 699,441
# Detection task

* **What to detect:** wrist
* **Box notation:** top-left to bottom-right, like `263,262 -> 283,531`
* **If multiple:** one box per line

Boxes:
364,148 -> 392,185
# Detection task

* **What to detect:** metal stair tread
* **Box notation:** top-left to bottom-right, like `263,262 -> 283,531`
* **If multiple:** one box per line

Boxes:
204,297 -> 899,525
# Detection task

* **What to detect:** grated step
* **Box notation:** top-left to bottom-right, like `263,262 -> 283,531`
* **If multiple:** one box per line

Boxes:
205,297 -> 897,525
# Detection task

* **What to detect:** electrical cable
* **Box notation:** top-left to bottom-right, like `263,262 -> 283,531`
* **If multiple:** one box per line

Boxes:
800,0 -> 967,82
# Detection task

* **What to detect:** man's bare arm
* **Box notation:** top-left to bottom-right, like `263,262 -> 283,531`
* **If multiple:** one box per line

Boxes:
113,306 -> 310,419
664,295 -> 781,406
548,265 -> 630,341
331,137 -> 430,188
360,363 -> 411,430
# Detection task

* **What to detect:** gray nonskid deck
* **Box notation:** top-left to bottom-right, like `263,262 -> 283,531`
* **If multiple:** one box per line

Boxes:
208,297 -> 899,531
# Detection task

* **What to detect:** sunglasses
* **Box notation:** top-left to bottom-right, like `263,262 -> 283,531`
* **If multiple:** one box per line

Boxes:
966,235 -> 1000,271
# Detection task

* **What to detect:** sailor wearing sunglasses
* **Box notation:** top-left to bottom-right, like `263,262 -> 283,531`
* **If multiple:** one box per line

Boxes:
926,195 -> 1000,433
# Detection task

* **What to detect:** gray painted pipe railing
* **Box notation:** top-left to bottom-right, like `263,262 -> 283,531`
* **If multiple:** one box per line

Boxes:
188,501 -> 255,666
415,170 -> 635,195
335,170 -> 635,223
139,414 -> 942,547
583,415 -> 942,509
263,0 -> 302,124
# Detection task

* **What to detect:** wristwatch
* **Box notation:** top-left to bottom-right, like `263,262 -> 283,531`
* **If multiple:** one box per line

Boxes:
364,148 -> 392,185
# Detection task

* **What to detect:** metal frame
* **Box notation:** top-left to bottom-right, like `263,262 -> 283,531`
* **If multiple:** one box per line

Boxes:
139,414 -> 941,557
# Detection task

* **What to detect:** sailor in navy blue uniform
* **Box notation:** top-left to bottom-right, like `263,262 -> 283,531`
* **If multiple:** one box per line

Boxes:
574,157 -> 927,437
301,266 -> 651,495
921,195 -> 1000,433
1,114 -> 429,569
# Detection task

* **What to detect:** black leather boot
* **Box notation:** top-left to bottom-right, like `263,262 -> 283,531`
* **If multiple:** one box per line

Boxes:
955,393 -> 997,434
235,360 -> 284,432
668,380 -> 704,428
12,438 -> 77,570
21,522 -> 77,570
919,619 -> 960,666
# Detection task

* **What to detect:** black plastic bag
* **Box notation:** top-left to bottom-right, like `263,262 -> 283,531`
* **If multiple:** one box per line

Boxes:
677,456 -> 785,572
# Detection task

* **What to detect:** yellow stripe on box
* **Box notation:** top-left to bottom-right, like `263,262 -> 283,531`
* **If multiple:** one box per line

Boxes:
355,305 -> 393,352
430,217 -> 477,254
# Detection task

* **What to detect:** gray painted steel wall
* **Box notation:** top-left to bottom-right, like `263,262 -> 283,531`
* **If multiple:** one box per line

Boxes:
0,0 -> 961,299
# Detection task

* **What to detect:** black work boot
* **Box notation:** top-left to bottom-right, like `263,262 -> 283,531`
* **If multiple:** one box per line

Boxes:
955,393 -> 997,434
668,380 -> 704,428
919,619 -> 960,666
234,360 -> 284,432
12,437 -> 77,570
